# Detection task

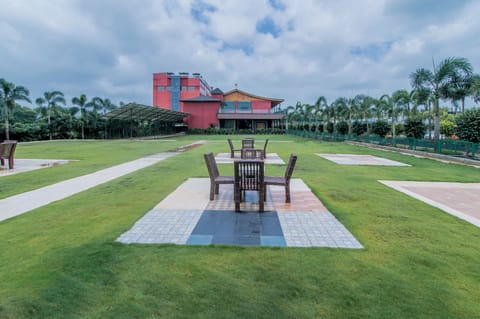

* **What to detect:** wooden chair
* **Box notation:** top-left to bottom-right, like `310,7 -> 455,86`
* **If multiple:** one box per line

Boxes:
234,159 -> 265,212
227,139 -> 241,159
241,138 -> 255,149
263,139 -> 269,159
0,140 -> 17,169
241,148 -> 265,160
264,153 -> 297,203
204,152 -> 234,200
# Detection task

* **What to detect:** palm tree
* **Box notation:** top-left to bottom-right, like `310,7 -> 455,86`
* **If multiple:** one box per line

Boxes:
379,94 -> 396,138
410,57 -> 473,143
0,78 -> 31,140
92,97 -> 117,138
36,91 -> 66,140
313,96 -> 328,132
72,94 -> 93,139
468,74 -> 480,104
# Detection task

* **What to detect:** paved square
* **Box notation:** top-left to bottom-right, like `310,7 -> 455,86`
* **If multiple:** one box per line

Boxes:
117,178 -> 363,248
317,154 -> 409,166
379,180 -> 480,227
0,158 -> 70,176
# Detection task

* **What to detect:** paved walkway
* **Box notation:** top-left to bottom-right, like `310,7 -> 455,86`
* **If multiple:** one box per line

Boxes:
0,152 -> 179,222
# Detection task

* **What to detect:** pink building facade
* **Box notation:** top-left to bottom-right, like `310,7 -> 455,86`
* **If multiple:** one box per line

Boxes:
153,72 -> 284,130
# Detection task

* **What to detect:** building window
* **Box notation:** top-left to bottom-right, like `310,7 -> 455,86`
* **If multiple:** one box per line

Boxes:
237,101 -> 251,112
188,86 -> 196,91
157,86 -> 165,91
220,101 -> 235,113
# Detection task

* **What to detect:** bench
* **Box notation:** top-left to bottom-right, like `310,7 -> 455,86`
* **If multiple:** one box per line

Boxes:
0,140 -> 18,169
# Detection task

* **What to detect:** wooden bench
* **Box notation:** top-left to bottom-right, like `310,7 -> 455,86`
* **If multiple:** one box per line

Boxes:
0,140 -> 18,169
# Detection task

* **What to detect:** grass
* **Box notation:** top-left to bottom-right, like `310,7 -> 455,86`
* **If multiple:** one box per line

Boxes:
0,135 -> 479,318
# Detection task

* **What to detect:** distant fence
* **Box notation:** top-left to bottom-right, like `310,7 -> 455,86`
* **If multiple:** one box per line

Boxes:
286,129 -> 479,161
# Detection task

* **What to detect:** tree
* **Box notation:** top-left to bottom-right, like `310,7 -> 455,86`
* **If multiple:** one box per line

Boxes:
36,91 -> 66,140
72,94 -> 94,139
410,57 -> 473,144
456,108 -> 480,143
92,97 -> 117,138
469,74 -> 480,104
0,78 -> 31,140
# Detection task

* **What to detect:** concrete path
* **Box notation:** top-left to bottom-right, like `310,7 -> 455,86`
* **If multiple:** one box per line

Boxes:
0,152 -> 179,222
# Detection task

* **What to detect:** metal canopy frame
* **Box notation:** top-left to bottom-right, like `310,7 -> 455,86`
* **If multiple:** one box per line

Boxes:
104,103 -> 189,123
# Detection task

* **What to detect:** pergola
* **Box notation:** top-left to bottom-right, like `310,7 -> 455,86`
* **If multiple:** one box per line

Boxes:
104,103 -> 189,137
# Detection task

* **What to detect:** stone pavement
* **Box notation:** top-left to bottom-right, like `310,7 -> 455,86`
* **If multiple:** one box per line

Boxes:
380,180 -> 480,228
117,178 -> 364,248
317,153 -> 410,166
0,158 -> 70,176
0,152 -> 179,222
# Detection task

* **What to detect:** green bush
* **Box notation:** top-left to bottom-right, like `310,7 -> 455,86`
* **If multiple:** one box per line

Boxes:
371,121 -> 390,137
404,118 -> 426,139
336,121 -> 349,135
352,121 -> 367,136
440,119 -> 455,138
456,108 -> 480,143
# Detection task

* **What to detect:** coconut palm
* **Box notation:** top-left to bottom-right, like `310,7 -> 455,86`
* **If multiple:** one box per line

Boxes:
36,91 -> 66,140
410,57 -> 473,143
0,79 -> 31,140
468,74 -> 480,104
91,97 -> 117,138
72,94 -> 94,139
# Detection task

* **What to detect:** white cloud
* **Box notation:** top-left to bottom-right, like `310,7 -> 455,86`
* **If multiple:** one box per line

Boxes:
0,0 -> 479,109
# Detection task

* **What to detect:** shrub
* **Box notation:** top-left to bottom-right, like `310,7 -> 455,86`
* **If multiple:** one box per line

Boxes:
352,121 -> 367,136
336,121 -> 349,135
440,119 -> 456,138
404,118 -> 426,139
326,122 -> 334,133
371,121 -> 390,137
456,108 -> 480,143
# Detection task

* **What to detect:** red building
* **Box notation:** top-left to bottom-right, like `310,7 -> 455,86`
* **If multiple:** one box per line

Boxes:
152,72 -> 284,130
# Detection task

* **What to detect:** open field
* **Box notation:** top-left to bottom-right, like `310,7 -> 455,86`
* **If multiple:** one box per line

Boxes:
1,135 -> 479,318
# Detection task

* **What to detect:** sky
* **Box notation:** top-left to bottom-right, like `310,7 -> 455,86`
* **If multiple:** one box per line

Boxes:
1,0 -> 479,110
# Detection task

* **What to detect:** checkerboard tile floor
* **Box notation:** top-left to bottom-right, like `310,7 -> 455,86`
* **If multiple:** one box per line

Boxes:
116,178 -> 363,248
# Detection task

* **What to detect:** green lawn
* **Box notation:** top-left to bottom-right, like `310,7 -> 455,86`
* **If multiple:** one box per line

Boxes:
0,135 -> 479,318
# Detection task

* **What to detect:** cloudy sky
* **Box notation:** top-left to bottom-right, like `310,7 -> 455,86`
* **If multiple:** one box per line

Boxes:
1,0 -> 479,109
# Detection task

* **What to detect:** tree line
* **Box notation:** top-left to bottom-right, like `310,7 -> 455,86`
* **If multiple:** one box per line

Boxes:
283,57 -> 480,144
0,79 -> 121,141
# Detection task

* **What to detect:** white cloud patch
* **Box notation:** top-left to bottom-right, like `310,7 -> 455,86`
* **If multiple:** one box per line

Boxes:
0,0 -> 479,109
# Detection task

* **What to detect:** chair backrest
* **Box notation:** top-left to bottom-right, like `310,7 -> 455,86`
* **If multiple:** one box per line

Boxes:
234,160 -> 264,191
241,148 -> 264,160
263,139 -> 269,154
227,139 -> 235,151
284,153 -> 297,181
204,153 -> 219,180
0,141 -> 15,158
242,138 -> 254,149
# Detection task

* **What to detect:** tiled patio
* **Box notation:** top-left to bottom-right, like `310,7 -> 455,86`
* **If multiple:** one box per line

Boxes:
317,154 -> 409,166
380,180 -> 480,228
117,178 -> 363,248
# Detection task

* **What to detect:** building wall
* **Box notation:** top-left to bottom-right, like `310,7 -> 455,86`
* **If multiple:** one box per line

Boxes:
183,102 -> 221,128
153,73 -> 212,111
